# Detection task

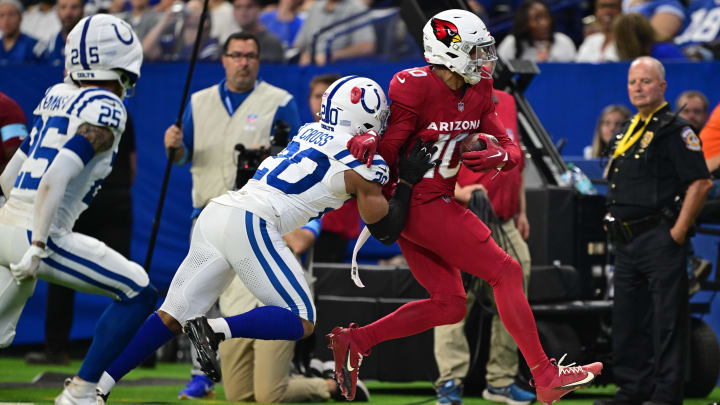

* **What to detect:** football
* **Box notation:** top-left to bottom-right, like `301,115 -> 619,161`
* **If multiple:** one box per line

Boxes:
460,133 -> 495,154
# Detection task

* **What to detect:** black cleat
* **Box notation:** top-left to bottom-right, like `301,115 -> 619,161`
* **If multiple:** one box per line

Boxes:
183,316 -> 224,383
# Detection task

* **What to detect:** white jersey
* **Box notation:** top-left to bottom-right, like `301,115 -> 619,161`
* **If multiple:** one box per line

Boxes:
2,83 -> 126,232
213,122 -> 389,235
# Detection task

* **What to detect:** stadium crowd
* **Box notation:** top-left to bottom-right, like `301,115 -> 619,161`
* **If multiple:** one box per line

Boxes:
2,0 -> 720,65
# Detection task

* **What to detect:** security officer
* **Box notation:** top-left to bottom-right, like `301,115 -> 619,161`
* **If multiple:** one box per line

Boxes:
597,56 -> 711,405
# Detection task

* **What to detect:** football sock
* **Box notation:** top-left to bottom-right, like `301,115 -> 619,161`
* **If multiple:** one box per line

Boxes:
104,311 -> 175,386
77,285 -> 157,382
486,253 -> 551,384
220,306 -> 304,340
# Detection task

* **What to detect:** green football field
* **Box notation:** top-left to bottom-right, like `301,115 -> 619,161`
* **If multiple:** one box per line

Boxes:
0,357 -> 718,404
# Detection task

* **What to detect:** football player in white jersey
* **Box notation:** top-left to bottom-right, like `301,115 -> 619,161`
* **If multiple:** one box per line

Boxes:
93,76 -> 436,401
0,14 -> 158,405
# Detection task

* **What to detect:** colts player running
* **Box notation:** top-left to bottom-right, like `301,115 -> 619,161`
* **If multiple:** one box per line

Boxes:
330,9 -> 603,405
0,14 -> 157,405
92,76 -> 436,402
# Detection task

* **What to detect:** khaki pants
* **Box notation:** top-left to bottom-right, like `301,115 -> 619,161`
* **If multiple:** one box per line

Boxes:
434,219 -> 532,388
219,277 -> 329,403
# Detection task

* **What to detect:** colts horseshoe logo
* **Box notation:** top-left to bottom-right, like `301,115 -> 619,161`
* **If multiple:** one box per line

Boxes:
113,23 -> 134,45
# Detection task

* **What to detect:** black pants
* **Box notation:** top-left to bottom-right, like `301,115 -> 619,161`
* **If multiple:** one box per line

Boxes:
612,222 -> 689,405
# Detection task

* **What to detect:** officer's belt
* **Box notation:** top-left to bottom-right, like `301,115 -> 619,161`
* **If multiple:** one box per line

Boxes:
619,215 -> 662,238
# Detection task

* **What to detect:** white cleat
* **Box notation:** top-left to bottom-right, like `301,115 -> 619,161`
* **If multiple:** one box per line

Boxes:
55,377 -> 98,405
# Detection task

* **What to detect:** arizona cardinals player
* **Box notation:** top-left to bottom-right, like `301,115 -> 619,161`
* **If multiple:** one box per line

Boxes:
327,9 -> 603,405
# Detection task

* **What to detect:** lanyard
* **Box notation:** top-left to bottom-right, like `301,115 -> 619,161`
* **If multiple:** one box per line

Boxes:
613,102 -> 667,158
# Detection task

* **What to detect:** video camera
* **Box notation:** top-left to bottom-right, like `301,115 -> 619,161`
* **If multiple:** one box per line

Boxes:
234,120 -> 291,190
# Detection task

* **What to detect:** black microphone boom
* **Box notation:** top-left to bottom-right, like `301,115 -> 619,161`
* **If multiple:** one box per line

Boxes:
143,0 -> 211,272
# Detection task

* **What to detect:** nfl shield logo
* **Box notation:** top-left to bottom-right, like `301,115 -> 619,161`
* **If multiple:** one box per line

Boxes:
458,102 -> 464,112
246,113 -> 258,124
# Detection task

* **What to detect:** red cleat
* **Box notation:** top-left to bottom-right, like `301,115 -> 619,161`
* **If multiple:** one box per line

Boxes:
533,354 -> 602,405
326,323 -> 368,401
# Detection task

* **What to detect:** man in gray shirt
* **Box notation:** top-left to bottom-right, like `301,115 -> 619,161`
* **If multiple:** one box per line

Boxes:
233,0 -> 284,62
115,0 -> 160,41
294,0 -> 375,66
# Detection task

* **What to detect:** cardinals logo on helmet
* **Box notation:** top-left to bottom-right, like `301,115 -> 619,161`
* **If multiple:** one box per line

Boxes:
431,18 -> 461,47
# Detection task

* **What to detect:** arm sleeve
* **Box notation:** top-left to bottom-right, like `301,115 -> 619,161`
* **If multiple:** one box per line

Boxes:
301,218 -> 322,237
31,149 -> 85,243
479,90 -> 522,171
366,181 -> 412,245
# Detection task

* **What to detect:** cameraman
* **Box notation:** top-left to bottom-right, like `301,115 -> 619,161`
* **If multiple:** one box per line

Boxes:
163,31 -> 300,399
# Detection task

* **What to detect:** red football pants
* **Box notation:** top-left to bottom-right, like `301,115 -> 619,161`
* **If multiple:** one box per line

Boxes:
352,196 -> 548,370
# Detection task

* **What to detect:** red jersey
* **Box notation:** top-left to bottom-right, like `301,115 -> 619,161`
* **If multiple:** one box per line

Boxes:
0,91 -> 27,167
378,66 -> 521,204
457,89 -> 524,220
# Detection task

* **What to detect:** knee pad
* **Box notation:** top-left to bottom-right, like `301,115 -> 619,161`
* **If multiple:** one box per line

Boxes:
433,294 -> 467,324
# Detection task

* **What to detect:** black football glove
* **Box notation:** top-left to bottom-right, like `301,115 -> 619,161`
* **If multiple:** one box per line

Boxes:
398,139 -> 438,185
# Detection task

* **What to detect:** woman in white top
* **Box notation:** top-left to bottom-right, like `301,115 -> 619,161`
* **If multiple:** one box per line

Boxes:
497,0 -> 577,62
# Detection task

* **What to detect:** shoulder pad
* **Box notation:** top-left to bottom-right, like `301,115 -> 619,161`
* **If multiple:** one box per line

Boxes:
68,88 -> 127,133
389,67 -> 430,111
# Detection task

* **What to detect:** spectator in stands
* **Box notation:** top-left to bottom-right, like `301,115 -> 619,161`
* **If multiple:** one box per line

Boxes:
622,0 -> 685,42
260,0 -> 304,50
576,0 -> 621,62
116,0 -> 161,41
45,0 -> 83,65
233,0 -> 284,62
308,74 -> 340,123
20,0 -> 59,44
497,0 -> 577,62
0,0 -> 44,64
675,0 -> 720,60
143,0 -> 220,61
294,0 -> 376,66
676,90 -> 710,132
584,104 -> 631,159
210,0 -> 239,46
612,13 -> 686,61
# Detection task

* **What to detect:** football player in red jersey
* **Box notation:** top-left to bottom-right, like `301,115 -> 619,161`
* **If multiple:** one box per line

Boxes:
327,9 -> 603,405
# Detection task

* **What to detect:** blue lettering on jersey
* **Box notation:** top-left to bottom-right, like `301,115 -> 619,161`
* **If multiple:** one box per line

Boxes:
14,116 -> 70,190
41,95 -> 73,111
296,126 -> 334,146
252,141 -> 330,194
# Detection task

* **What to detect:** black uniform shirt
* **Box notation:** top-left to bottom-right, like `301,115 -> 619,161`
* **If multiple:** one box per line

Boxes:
606,103 -> 710,221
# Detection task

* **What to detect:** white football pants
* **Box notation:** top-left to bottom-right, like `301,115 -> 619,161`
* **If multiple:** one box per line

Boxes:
160,202 -> 316,325
0,223 -> 149,347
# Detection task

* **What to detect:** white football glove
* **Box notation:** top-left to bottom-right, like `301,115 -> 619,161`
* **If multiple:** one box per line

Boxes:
10,245 -> 48,283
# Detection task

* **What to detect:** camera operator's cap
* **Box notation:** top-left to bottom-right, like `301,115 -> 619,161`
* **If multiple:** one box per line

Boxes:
0,0 -> 24,13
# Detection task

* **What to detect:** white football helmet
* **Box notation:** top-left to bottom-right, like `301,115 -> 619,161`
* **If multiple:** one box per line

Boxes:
423,9 -> 497,85
320,76 -> 390,135
65,14 -> 143,97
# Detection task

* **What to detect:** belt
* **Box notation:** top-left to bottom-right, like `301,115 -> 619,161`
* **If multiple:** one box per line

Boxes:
620,215 -> 662,237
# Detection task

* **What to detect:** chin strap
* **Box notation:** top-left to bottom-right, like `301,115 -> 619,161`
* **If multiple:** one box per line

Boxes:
350,227 -> 372,288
